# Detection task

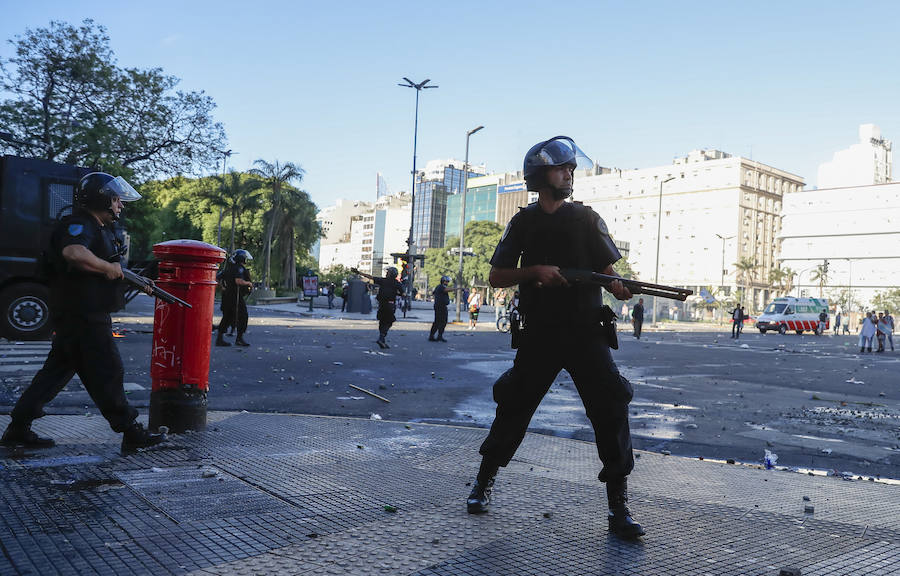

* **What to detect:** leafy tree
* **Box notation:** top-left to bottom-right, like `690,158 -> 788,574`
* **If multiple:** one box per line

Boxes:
871,289 -> 900,315
0,19 -> 225,178
249,159 -> 305,288
425,220 -> 502,291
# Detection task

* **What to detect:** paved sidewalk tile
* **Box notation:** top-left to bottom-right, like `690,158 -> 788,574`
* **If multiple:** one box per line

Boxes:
1,412 -> 898,575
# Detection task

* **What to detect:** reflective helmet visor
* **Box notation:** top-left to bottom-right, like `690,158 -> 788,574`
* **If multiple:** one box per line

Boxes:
533,136 -> 593,171
101,176 -> 141,202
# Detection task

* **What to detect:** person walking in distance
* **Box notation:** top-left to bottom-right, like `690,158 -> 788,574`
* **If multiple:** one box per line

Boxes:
885,310 -> 895,351
215,249 -> 253,347
429,276 -> 451,342
1,172 -> 164,452
465,136 -> 644,539
354,267 -> 404,349
467,288 -> 482,330
731,305 -> 743,338
631,298 -> 644,339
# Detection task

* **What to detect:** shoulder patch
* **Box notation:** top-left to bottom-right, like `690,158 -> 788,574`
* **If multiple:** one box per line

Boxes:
597,216 -> 610,236
67,223 -> 84,237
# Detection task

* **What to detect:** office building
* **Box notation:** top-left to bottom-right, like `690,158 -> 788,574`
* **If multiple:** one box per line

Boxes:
574,149 -> 804,313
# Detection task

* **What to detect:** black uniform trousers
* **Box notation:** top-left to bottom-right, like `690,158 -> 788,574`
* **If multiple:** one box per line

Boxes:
430,306 -> 448,339
479,326 -> 635,483
633,318 -> 643,338
219,291 -> 248,336
376,303 -> 396,339
11,316 -> 137,433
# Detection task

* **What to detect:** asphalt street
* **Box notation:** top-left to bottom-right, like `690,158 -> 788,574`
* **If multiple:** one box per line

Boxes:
2,294 -> 898,482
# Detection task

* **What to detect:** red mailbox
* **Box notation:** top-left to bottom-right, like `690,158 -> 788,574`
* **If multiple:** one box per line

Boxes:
149,240 -> 225,433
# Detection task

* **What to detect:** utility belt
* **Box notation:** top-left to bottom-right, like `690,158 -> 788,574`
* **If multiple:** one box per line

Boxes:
511,305 -> 619,350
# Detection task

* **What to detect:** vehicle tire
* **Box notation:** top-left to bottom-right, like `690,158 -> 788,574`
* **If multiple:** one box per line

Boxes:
759,329 -> 766,334
496,316 -> 510,333
0,282 -> 52,341
796,330 -> 803,335
778,324 -> 787,335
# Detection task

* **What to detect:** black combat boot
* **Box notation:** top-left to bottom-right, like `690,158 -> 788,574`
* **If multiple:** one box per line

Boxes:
607,478 -> 645,539
467,460 -> 498,514
235,334 -> 250,347
215,331 -> 231,346
376,336 -> 388,349
121,423 -> 165,452
1,422 -> 55,448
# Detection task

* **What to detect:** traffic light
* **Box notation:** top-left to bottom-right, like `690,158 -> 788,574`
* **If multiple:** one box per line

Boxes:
400,259 -> 409,279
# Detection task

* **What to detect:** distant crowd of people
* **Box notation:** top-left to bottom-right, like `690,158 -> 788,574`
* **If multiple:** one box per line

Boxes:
858,310 -> 895,353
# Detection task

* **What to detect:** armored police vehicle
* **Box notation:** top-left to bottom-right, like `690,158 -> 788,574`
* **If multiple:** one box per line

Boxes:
0,155 -> 90,340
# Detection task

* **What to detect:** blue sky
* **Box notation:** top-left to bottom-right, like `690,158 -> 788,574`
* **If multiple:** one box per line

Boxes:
3,1 -> 899,209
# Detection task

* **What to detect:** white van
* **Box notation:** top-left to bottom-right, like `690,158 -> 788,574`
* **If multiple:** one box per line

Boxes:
756,297 -> 830,334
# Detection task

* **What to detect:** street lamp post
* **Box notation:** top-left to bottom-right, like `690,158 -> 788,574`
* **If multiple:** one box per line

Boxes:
399,77 -> 438,296
715,233 -> 735,291
652,176 -> 675,324
456,125 -> 483,322
715,233 -> 735,323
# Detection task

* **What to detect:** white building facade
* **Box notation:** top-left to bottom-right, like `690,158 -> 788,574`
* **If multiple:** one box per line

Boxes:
779,181 -> 900,312
817,124 -> 892,188
574,150 -> 804,313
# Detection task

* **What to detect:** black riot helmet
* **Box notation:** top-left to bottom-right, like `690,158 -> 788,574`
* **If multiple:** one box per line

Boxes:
74,172 -> 141,220
440,275 -> 451,284
232,249 -> 253,265
385,266 -> 398,279
522,136 -> 593,199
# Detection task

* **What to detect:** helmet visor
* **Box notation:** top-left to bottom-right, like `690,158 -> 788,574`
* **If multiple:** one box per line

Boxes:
101,176 -> 142,202
535,136 -> 593,170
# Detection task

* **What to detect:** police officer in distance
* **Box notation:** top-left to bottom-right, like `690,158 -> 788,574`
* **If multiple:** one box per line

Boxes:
1,172 -> 164,452
428,275 -> 451,342
466,136 -> 644,539
354,266 -> 404,349
215,249 -> 253,347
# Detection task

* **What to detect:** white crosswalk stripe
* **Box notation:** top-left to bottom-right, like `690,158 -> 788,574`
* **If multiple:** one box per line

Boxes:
0,342 -> 145,389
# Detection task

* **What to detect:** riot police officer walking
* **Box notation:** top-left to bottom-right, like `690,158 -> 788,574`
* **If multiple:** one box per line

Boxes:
465,136 -> 645,539
1,172 -> 164,452
353,267 -> 404,349
429,275 -> 451,342
215,249 -> 253,347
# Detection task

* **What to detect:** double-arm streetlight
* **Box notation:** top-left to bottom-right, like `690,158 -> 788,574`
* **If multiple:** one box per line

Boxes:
456,125 -> 483,322
399,77 -> 438,294
652,176 -> 675,324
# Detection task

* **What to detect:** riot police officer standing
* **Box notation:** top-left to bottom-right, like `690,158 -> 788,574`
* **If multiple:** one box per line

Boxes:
1,172 -> 164,452
428,275 -> 451,342
354,267 -> 404,349
465,136 -> 645,539
215,249 -> 253,347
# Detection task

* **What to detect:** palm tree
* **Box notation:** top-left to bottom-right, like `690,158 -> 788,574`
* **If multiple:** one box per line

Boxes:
768,266 -> 796,297
217,170 -> 262,254
734,257 -> 757,304
273,188 -> 319,291
249,159 -> 305,288
809,263 -> 829,298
